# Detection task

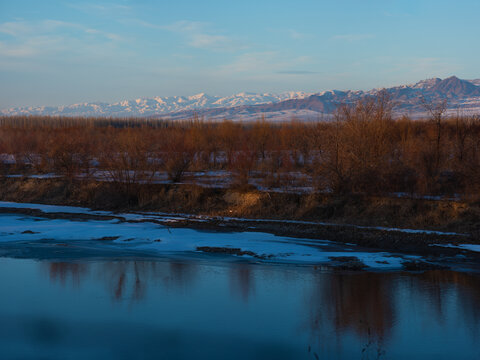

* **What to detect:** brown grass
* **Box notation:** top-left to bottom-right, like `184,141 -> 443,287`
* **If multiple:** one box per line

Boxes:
3,178 -> 477,236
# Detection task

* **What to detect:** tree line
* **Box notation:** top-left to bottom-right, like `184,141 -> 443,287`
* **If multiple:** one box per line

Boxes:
1,95 -> 480,198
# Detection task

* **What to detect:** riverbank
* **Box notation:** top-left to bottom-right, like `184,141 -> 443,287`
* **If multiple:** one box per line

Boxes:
1,177 -> 479,231
1,196 -> 480,272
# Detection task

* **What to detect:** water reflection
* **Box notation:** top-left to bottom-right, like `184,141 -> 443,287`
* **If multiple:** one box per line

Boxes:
168,261 -> 197,290
45,260 -> 260,303
99,261 -> 150,301
35,259 -> 480,359
47,262 -> 88,287
230,265 -> 254,302
43,261 -> 480,336
414,271 -> 480,328
308,270 -> 480,345
323,273 -> 394,339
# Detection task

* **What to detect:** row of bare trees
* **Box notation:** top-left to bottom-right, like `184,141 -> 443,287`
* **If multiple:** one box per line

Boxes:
1,97 -> 480,198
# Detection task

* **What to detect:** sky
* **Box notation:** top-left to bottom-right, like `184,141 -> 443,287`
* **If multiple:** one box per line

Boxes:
0,0 -> 479,108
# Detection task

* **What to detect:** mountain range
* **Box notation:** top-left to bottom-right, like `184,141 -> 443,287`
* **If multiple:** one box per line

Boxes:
2,76 -> 480,120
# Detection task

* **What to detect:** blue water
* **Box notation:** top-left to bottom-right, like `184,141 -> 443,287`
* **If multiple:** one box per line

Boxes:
0,257 -> 479,360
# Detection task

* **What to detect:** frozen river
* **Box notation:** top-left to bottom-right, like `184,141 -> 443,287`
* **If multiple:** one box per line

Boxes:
0,204 -> 479,359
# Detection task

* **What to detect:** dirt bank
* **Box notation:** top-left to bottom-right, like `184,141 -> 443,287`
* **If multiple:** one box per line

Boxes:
1,177 -> 479,256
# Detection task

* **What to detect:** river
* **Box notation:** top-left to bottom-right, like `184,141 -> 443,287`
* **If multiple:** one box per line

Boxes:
0,256 -> 479,359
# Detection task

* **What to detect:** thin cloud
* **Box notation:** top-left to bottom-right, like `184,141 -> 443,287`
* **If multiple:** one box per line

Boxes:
124,18 -> 163,30
383,11 -> 413,18
288,29 -> 310,40
277,70 -> 318,75
220,52 -> 314,75
332,34 -> 374,42
393,57 -> 460,78
0,19 -> 81,36
0,19 -> 123,41
163,20 -> 205,33
0,41 -> 37,57
0,21 -> 32,36
0,19 -> 124,59
67,2 -> 131,14
84,28 -> 124,41
163,20 -> 242,51
124,19 -> 245,51
189,33 -> 231,49
220,52 -> 277,73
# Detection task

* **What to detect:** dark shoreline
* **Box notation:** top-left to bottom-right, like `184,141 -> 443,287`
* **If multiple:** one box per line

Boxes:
0,202 -> 473,251
1,202 -> 480,273
1,176 -> 480,270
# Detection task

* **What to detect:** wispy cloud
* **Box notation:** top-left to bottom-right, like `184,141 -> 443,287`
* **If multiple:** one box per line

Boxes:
276,70 -> 318,75
383,11 -> 413,18
393,57 -> 460,77
67,2 -> 131,15
0,21 -> 33,37
84,28 -> 123,41
0,40 -> 37,57
0,19 -> 123,40
288,29 -> 310,40
0,20 -> 81,37
220,52 -> 314,76
0,19 -> 124,59
332,34 -> 374,42
163,20 -> 242,51
220,51 -> 277,73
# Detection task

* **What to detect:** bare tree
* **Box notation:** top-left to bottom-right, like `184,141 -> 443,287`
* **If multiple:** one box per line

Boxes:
421,96 -> 448,172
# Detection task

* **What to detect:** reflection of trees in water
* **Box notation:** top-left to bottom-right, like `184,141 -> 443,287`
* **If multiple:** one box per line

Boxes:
305,271 -> 394,359
45,260 -> 198,302
306,270 -> 480,355
229,264 -> 255,302
167,262 -> 196,290
99,260 -> 198,302
324,272 -> 394,339
45,259 -> 262,305
100,261 -> 149,301
46,262 -> 88,287
411,270 -> 480,328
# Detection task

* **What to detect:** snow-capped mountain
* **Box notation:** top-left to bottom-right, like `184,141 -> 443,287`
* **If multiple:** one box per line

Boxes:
163,76 -> 480,121
0,92 -> 311,118
469,79 -> 480,86
2,76 -> 480,120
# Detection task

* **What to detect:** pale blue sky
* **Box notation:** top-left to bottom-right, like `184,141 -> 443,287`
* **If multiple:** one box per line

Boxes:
0,0 -> 479,108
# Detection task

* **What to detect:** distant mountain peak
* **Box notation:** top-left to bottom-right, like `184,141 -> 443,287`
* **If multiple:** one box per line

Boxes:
444,75 -> 459,80
188,93 -> 208,100
431,76 -> 480,97
413,77 -> 442,89
2,75 -> 480,120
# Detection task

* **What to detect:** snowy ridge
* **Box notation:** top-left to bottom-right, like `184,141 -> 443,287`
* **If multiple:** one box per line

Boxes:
1,91 -> 312,118
2,76 -> 480,120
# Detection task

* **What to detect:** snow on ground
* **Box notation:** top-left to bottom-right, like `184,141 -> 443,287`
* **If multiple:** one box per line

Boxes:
0,201 -> 468,236
0,201 -> 111,216
5,170 -> 314,193
220,216 -> 467,236
368,225 -> 465,236
0,204 -> 423,269
5,171 -> 471,197
432,243 -> 480,252
5,174 -> 60,179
